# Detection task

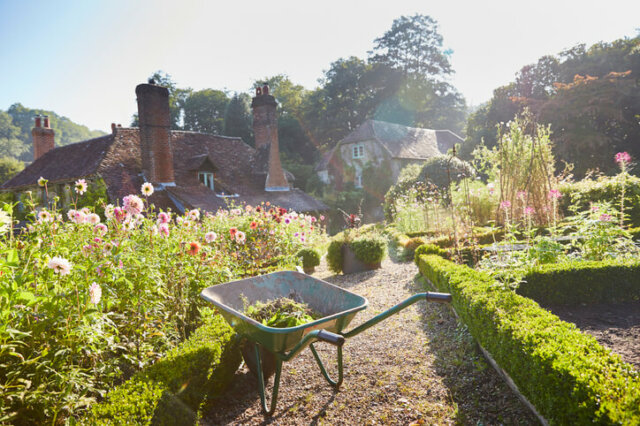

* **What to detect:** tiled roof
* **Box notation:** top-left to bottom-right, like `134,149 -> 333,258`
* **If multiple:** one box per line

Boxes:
339,119 -> 463,160
1,134 -> 114,189
2,127 -> 328,212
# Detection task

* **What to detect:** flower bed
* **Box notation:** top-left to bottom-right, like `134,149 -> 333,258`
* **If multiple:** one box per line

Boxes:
0,185 -> 325,424
416,253 -> 640,424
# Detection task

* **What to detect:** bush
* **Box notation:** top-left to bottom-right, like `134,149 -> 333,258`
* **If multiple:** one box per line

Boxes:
413,244 -> 447,264
85,313 -> 241,425
326,240 -> 344,274
560,174 -> 640,227
518,260 -> 640,305
326,229 -> 387,274
296,248 -> 321,268
416,254 -> 640,424
349,234 -> 386,264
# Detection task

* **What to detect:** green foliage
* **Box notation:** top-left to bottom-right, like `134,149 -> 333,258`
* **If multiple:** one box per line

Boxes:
223,92 -> 253,146
85,313 -> 241,425
414,243 -> 447,264
326,240 -> 344,274
349,234 -> 386,264
182,89 -> 229,134
462,36 -> 640,178
560,173 -> 640,227
418,154 -> 475,197
518,260 -> 640,306
296,247 -> 320,268
0,156 -> 24,184
369,14 -> 452,79
416,254 -> 640,424
4,104 -> 106,162
326,227 -> 386,274
244,298 -> 317,328
0,189 -> 325,424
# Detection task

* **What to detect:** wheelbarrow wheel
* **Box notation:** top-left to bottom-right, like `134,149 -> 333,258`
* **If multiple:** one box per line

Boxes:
242,341 -> 276,381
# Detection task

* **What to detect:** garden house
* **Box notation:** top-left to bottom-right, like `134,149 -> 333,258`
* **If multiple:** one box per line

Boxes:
1,83 -> 327,214
317,119 -> 463,189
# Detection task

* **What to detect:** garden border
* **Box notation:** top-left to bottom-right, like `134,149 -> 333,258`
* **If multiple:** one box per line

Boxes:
416,253 -> 640,424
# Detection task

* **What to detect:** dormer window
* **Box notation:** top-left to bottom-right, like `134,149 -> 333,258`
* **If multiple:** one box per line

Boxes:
352,144 -> 364,159
199,172 -> 214,191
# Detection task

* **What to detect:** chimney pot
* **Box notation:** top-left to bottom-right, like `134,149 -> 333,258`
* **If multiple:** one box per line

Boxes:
111,123 -> 116,133
32,116 -> 55,160
262,84 -> 269,95
256,87 -> 262,96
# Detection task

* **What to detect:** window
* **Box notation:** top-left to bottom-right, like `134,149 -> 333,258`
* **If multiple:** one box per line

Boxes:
355,171 -> 363,188
352,144 -> 364,159
198,172 -> 214,191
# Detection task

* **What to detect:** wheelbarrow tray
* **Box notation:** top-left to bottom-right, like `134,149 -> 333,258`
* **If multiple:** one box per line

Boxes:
200,271 -> 368,354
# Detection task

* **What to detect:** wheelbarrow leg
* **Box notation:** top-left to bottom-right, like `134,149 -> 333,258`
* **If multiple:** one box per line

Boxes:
254,344 -> 283,416
309,343 -> 344,388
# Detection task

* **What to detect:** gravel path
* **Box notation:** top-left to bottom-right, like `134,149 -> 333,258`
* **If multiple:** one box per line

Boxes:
203,257 -> 538,425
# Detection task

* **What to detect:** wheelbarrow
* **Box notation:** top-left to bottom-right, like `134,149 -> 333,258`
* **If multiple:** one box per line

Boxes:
200,270 -> 451,415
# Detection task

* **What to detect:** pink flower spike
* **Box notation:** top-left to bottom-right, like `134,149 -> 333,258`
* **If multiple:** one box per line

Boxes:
599,214 -> 612,222
500,200 -> 511,209
548,189 -> 562,200
524,207 -> 535,215
615,152 -> 631,165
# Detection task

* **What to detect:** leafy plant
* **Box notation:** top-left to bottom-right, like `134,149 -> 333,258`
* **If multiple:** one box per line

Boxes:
296,247 -> 320,269
244,297 -> 318,328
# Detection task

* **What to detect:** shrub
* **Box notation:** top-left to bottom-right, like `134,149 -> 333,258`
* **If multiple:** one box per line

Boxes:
413,244 -> 447,264
416,253 -> 640,424
418,155 -> 476,199
326,240 -> 344,274
326,229 -> 387,274
518,260 -> 640,305
349,234 -> 386,264
296,248 -> 321,269
85,313 -> 241,425
560,174 -> 640,227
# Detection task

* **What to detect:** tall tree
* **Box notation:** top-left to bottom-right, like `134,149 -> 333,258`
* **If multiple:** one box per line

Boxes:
182,89 -> 229,134
369,14 -> 452,80
0,111 -> 27,159
0,156 -> 24,184
223,93 -> 253,146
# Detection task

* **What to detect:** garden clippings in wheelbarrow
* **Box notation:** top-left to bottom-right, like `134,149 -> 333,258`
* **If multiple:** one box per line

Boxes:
242,295 -> 321,328
202,259 -> 538,425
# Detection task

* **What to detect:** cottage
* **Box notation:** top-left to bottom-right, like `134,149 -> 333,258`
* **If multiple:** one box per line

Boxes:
317,119 -> 464,188
1,83 -> 327,214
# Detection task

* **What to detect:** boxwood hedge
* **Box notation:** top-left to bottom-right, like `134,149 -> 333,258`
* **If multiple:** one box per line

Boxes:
416,254 -> 640,424
518,260 -> 640,305
84,314 -> 241,425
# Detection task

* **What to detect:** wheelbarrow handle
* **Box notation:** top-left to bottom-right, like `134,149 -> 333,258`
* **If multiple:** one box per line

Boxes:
316,330 -> 345,347
425,292 -> 452,303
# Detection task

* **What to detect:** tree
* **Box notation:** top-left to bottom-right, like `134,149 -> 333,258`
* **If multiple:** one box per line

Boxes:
369,14 -> 452,80
6,104 -> 105,162
0,156 -> 25,184
0,111 -> 27,159
223,93 -> 253,146
182,89 -> 229,134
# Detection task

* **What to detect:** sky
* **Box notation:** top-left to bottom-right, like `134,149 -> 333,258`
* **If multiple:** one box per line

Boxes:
1,0 -> 638,132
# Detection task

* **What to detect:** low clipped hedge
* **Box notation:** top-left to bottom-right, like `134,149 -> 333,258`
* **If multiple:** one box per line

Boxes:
518,260 -> 640,305
85,314 -> 241,425
416,254 -> 640,424
327,230 -> 387,274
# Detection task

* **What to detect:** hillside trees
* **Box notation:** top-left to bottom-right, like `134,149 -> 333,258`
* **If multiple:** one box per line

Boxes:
462,36 -> 640,177
182,89 -> 229,134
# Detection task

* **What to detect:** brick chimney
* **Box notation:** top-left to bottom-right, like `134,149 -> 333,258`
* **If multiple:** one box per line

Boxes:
251,84 -> 289,191
135,83 -> 175,185
32,115 -> 55,160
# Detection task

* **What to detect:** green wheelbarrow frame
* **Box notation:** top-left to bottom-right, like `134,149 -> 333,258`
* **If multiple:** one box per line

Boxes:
200,270 -> 451,415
